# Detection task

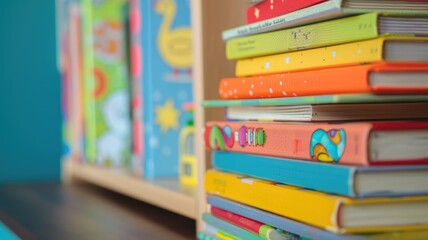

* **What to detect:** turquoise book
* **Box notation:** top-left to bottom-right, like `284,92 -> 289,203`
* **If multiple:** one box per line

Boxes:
212,152 -> 428,198
139,0 -> 193,178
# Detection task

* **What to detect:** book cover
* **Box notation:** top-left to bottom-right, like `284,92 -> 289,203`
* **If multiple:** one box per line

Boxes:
203,93 -> 428,107
87,0 -> 132,167
226,13 -> 428,60
212,151 -> 428,197
208,196 -> 428,240
223,0 -> 428,40
205,170 -> 428,234
204,121 -> 428,166
197,231 -> 222,240
219,64 -> 428,99
140,0 -> 193,178
246,0 -> 326,23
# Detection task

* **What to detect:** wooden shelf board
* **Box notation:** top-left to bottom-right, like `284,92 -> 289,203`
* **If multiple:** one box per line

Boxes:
62,159 -> 197,219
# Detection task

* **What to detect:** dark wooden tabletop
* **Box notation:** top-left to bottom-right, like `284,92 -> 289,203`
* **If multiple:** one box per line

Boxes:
0,181 -> 196,240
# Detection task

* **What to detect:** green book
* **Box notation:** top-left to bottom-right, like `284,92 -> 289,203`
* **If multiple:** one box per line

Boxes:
82,0 -> 131,166
226,12 -> 428,59
81,0 -> 96,162
202,94 -> 428,107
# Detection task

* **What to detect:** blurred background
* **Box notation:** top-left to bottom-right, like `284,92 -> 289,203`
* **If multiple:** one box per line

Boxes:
0,0 -> 62,183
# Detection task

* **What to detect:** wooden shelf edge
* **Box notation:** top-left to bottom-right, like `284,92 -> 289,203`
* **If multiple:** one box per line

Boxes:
62,159 -> 197,220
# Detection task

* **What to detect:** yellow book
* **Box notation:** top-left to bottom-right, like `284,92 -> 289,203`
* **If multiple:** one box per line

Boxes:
235,36 -> 428,77
205,170 -> 428,234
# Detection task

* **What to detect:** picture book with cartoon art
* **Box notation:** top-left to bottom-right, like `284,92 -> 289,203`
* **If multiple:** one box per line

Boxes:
139,0 -> 194,178
82,0 -> 132,167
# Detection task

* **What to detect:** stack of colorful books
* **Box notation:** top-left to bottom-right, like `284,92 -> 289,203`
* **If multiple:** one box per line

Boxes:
199,1 -> 428,239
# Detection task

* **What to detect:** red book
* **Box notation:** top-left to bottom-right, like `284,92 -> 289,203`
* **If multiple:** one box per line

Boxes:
210,205 -> 263,234
247,0 -> 326,24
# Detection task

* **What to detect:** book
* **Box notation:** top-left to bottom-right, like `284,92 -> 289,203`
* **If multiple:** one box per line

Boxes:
204,121 -> 428,166
234,37 -> 428,77
203,213 -> 265,240
225,102 -> 428,121
203,93 -> 428,107
219,64 -> 428,99
226,13 -> 428,60
223,0 -> 428,40
66,3 -> 84,163
208,195 -> 428,240
203,224 -> 248,240
81,0 -> 97,162
197,231 -> 222,240
130,0 -> 143,176
209,205 -> 299,240
205,170 -> 428,234
84,0 -> 132,167
212,151 -> 428,197
140,0 -> 193,178
246,0 -> 326,24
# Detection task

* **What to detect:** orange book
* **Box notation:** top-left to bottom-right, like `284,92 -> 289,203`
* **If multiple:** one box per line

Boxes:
219,64 -> 428,99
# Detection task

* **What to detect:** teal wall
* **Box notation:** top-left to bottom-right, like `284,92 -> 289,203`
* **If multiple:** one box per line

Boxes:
0,0 -> 61,182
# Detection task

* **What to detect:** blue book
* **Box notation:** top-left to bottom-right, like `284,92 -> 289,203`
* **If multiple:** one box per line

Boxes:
212,151 -> 428,197
140,0 -> 193,178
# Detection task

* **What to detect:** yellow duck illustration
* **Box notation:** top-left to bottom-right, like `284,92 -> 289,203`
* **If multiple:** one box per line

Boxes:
153,0 -> 192,76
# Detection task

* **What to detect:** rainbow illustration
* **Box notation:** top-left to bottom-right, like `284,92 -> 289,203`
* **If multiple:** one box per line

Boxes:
310,129 -> 346,162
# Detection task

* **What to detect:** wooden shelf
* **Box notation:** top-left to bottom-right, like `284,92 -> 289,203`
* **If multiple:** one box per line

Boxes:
62,159 -> 197,219
191,0 -> 247,231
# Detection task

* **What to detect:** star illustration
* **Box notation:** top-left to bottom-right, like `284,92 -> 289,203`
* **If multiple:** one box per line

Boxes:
254,7 -> 260,19
155,99 -> 179,133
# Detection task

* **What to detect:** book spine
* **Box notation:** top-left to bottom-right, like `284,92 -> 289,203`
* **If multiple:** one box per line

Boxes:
141,0 -> 156,178
81,0 -> 96,163
68,4 -> 83,163
130,0 -> 144,176
212,151 -> 355,196
246,0 -> 327,24
205,121 -> 371,166
235,37 -> 386,76
210,205 -> 266,235
222,0 -> 343,41
204,170 -> 341,231
226,13 -> 378,59
203,213 -> 265,240
210,205 -> 298,240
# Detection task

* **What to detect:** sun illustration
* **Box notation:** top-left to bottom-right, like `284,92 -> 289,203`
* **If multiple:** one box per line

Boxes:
156,99 -> 179,133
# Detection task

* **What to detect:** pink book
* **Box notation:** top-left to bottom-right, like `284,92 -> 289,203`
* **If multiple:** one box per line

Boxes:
130,0 -> 143,176
205,121 -> 428,166
247,0 -> 326,23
